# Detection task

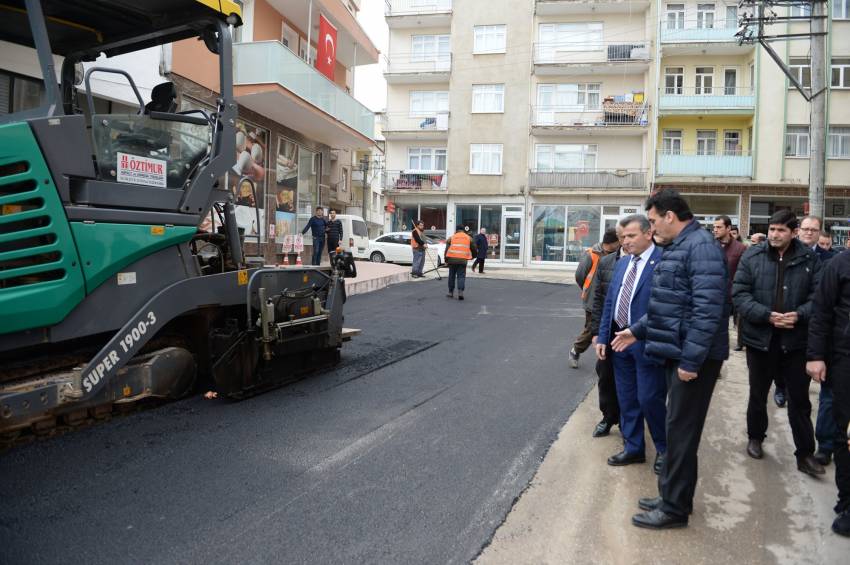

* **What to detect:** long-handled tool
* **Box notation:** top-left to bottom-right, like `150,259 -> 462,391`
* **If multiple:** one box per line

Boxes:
423,247 -> 443,280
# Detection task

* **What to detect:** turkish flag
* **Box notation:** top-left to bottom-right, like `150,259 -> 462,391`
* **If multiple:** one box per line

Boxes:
316,14 -> 337,81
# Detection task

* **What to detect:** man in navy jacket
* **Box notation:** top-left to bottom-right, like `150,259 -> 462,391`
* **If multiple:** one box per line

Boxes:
302,206 -> 327,265
596,215 -> 666,475
612,190 -> 728,530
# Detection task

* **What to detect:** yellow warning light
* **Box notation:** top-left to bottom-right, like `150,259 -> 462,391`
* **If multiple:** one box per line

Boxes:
151,226 -> 165,236
123,385 -> 131,397
237,270 -> 248,286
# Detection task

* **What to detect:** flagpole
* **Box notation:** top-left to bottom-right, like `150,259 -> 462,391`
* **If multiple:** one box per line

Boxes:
306,0 -> 313,65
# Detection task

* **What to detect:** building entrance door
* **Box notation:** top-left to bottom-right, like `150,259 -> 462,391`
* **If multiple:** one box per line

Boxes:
501,213 -> 523,262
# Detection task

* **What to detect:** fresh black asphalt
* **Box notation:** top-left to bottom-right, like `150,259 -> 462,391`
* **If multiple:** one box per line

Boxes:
0,278 -> 595,565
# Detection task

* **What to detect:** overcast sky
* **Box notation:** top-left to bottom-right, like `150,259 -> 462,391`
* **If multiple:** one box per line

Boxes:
354,0 -> 388,112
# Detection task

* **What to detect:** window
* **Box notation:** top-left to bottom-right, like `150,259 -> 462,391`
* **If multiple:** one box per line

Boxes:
834,0 -> 850,19
470,144 -> 503,174
785,125 -> 810,157
725,5 -> 738,28
411,34 -> 450,62
409,91 -> 449,115
662,130 -> 683,154
665,67 -> 684,94
0,71 -> 45,116
791,4 -> 811,17
474,25 -> 506,54
538,22 -> 603,51
829,127 -> 850,158
697,4 -> 716,29
697,130 -> 717,155
408,147 -> 447,170
535,144 -> 597,171
832,58 -> 850,88
724,130 -> 742,155
537,83 -> 601,110
724,68 -> 738,95
666,4 -> 685,29
789,58 -> 812,88
696,67 -> 714,94
471,84 -> 505,113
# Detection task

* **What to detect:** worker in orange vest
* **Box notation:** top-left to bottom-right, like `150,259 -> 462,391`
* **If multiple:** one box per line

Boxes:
411,220 -> 428,278
570,228 -> 621,368
445,224 -> 478,300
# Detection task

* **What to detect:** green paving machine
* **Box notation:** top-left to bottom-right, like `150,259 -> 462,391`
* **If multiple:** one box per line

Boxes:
0,1 -> 356,438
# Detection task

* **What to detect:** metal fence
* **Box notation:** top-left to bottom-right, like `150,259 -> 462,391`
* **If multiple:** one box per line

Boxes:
529,169 -> 647,189
383,170 -> 448,191
531,103 -> 650,127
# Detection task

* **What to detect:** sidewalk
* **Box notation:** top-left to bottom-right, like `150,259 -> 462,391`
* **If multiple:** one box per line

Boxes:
344,261 -> 410,297
477,335 -> 846,564
415,265 -> 576,285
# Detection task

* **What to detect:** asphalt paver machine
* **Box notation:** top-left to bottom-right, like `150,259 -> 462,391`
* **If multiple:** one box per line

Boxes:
0,1 -> 357,439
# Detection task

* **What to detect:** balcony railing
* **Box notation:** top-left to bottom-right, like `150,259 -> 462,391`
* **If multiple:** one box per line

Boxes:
529,169 -> 647,189
383,112 -> 450,132
384,53 -> 452,74
660,20 -> 740,43
384,170 -> 448,190
233,41 -> 374,139
533,41 -> 651,65
656,151 -> 753,177
385,0 -> 452,15
659,87 -> 755,110
531,103 -> 650,127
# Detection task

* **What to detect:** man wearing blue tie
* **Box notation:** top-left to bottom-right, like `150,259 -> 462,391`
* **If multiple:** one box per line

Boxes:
596,214 -> 667,474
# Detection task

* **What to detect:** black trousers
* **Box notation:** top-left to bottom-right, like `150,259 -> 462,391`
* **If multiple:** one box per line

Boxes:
832,354 -> 850,514
746,343 -> 814,458
471,257 -> 485,273
659,358 -> 722,519
595,349 -> 620,425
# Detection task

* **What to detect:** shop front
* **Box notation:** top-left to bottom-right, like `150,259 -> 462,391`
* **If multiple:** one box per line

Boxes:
453,204 -> 524,263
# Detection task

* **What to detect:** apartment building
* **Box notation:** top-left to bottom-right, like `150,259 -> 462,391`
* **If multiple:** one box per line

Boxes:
383,0 -> 655,267
382,0 -> 850,267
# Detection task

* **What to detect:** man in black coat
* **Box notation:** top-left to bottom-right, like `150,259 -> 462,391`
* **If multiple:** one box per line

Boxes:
733,210 -> 824,476
471,228 -> 489,274
325,209 -> 343,261
807,249 -> 850,537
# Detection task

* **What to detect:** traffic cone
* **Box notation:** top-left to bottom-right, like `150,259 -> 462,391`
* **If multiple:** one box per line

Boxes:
281,255 -> 290,267
296,254 -> 303,266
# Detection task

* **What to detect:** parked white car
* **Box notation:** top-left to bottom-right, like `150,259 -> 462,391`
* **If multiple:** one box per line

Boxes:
358,231 -> 445,266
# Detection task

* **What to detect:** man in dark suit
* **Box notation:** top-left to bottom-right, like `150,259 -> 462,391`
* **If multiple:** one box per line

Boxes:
596,214 -> 666,475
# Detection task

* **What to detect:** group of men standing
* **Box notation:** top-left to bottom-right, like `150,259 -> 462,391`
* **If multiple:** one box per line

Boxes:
571,189 -> 850,536
301,206 -> 343,266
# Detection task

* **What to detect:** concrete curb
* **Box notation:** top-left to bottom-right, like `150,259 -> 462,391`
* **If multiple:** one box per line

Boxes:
345,271 -> 412,297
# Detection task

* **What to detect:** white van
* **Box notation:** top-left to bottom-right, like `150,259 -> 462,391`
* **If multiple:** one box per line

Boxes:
334,214 -> 370,256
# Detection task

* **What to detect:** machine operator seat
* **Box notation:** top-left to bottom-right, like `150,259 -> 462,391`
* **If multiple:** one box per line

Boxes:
144,82 -> 177,114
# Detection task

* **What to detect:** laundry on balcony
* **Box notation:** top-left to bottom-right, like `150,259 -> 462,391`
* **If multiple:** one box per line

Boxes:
395,171 -> 445,190
602,97 -> 649,126
606,44 -> 649,61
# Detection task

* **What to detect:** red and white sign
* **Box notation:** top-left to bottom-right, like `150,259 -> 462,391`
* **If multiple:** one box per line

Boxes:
294,233 -> 304,253
316,14 -> 337,81
117,152 -> 166,188
283,234 -> 294,252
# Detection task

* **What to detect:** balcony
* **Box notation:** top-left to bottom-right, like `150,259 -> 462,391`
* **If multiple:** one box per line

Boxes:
382,112 -> 449,140
529,169 -> 647,190
384,170 -> 448,191
533,41 -> 651,76
233,41 -> 374,148
658,87 -> 755,115
660,20 -> 754,54
385,0 -> 452,27
536,0 -> 651,15
384,53 -> 451,83
531,103 -> 650,136
656,151 -> 753,178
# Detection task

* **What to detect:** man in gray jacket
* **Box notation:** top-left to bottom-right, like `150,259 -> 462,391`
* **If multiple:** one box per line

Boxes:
570,228 -> 620,368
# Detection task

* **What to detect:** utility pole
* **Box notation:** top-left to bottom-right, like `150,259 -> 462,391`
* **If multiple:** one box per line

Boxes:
809,0 -> 826,219
738,1 -> 829,221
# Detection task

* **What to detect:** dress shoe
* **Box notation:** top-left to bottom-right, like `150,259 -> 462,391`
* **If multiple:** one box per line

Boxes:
638,496 -> 662,512
746,439 -> 763,460
592,420 -> 614,438
833,509 -> 850,537
814,451 -> 832,466
607,450 -> 646,466
569,347 -> 579,369
638,496 -> 694,515
632,509 -> 688,530
774,388 -> 787,407
654,453 -> 665,475
797,455 -> 826,476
